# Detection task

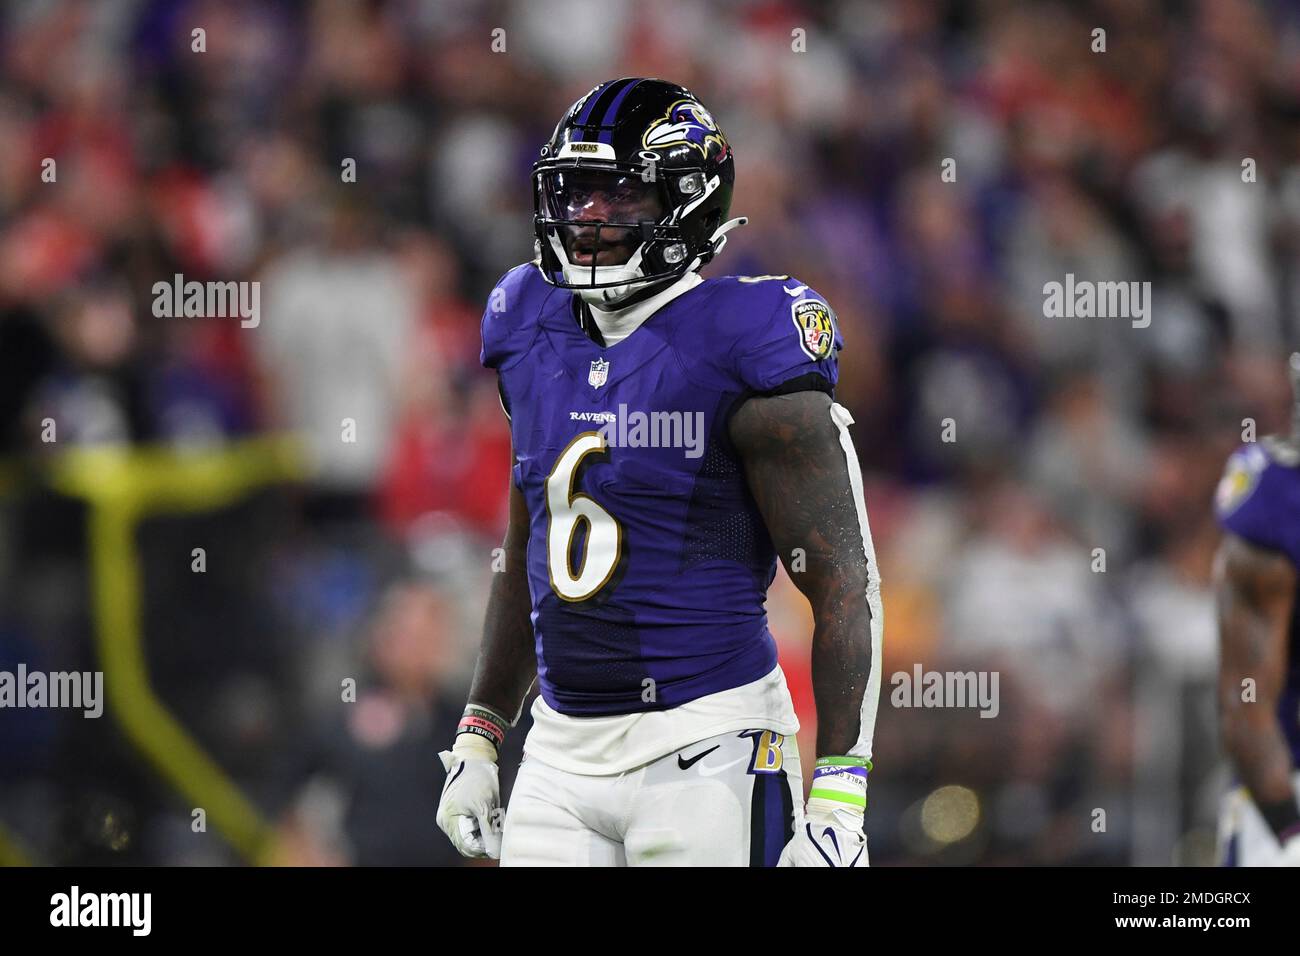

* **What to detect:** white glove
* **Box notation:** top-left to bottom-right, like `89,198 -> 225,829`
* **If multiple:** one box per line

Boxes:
779,804 -> 868,867
437,733 -> 503,859
779,758 -> 869,867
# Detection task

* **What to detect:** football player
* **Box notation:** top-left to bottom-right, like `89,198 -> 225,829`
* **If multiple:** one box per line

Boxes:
1214,352 -> 1300,865
436,78 -> 882,866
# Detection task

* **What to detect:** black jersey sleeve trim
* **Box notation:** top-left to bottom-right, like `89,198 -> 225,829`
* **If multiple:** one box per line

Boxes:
754,372 -> 834,399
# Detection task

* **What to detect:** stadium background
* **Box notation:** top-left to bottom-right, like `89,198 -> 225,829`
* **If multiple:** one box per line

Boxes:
1,0 -> 1296,866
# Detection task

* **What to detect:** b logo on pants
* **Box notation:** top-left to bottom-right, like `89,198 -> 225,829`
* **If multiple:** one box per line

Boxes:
743,730 -> 785,775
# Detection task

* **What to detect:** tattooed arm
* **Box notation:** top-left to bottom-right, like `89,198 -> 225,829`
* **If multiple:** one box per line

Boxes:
467,456 -> 538,724
1216,532 -> 1299,842
729,389 -> 877,758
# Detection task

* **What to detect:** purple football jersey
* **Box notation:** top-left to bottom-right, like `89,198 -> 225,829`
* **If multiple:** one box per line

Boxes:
481,266 -> 842,716
1216,441 -> 1300,760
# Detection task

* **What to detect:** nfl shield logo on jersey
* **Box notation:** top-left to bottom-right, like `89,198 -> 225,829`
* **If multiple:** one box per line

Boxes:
588,358 -> 610,388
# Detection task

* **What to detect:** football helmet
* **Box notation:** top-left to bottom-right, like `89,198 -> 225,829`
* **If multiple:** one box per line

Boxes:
532,77 -> 746,306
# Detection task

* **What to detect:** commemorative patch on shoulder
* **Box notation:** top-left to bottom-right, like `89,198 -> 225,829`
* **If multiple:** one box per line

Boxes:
791,299 -> 835,361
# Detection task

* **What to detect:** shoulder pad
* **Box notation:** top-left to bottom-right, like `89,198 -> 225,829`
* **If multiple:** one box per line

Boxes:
480,264 -> 555,371
705,275 -> 843,394
1216,442 -> 1300,562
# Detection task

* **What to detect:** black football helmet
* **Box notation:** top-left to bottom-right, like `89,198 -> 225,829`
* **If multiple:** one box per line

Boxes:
532,77 -> 746,306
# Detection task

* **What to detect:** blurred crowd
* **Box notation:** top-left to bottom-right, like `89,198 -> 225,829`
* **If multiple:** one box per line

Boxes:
3,0 -> 1299,865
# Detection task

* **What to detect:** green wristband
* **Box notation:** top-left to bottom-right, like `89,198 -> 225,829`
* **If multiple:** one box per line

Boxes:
815,755 -> 873,771
809,788 -> 868,808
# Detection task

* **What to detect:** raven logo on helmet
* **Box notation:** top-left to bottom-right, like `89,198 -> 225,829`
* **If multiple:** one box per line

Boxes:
642,100 -> 728,159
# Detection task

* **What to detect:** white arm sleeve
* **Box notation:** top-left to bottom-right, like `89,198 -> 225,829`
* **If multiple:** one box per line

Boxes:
828,402 -> 884,763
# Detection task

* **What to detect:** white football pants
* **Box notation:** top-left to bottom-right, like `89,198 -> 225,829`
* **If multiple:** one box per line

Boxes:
500,728 -> 803,866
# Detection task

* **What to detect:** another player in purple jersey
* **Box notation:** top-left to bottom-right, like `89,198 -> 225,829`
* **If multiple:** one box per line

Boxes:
1215,353 -> 1300,866
435,78 -> 883,866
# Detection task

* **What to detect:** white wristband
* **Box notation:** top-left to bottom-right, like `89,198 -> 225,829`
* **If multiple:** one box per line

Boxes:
452,732 -> 499,762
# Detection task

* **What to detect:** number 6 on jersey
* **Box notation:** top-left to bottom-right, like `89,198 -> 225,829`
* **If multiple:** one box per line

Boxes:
545,432 -> 622,602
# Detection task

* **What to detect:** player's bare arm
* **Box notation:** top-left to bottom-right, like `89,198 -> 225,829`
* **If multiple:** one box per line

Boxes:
730,389 -> 874,756
1216,530 -> 1300,844
467,460 -> 537,721
731,388 -> 881,866
434,449 -> 535,860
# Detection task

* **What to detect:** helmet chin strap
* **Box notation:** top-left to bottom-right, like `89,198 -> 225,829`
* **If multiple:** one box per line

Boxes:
578,281 -> 645,307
